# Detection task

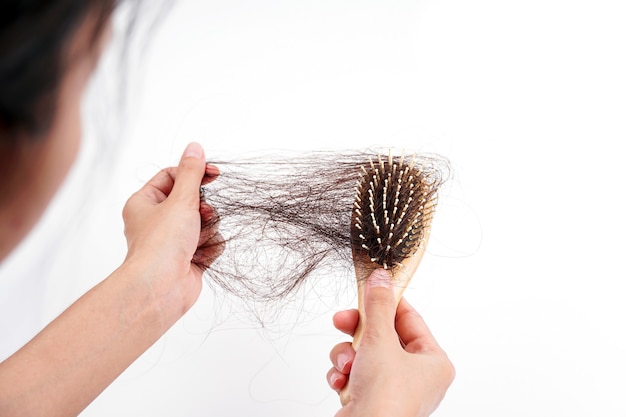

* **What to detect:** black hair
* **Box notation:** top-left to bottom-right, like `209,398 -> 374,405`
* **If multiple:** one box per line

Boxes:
0,0 -> 116,141
199,150 -> 450,323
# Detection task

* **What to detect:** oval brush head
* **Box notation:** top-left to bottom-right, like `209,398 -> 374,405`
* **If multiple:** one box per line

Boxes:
352,151 -> 439,272
340,150 -> 444,405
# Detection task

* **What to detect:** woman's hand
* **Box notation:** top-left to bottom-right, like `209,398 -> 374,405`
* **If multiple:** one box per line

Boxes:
0,142 -> 224,417
121,142 -> 223,323
327,269 -> 455,417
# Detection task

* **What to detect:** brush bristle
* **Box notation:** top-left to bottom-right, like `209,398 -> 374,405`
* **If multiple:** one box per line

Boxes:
351,151 -> 442,270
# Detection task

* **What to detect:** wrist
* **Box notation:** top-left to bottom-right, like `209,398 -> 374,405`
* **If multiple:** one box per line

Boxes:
114,258 -> 188,334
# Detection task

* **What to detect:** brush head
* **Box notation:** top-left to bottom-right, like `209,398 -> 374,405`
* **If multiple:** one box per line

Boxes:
351,151 -> 443,275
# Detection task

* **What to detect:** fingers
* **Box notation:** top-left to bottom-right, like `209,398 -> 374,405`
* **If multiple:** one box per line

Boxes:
327,350 -> 352,392
361,269 -> 397,342
192,231 -> 225,270
169,142 -> 207,204
333,309 -> 359,336
135,168 -> 176,205
327,368 -> 348,392
195,199 -> 223,266
202,164 -> 220,185
329,342 -> 355,374
328,311 -> 357,396
133,143 -> 216,206
327,342 -> 355,391
395,298 -> 441,353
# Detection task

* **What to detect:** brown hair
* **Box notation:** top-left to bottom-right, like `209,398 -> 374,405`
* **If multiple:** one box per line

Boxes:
199,150 -> 450,321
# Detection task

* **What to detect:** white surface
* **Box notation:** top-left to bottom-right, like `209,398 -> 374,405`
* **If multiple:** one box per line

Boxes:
1,0 -> 625,416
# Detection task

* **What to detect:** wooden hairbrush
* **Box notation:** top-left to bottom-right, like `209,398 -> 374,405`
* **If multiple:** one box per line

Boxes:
340,151 -> 442,405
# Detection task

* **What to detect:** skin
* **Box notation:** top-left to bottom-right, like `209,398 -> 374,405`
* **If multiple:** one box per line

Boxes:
0,142 -> 222,417
0,18 -> 102,260
0,15 -> 223,417
0,10 -> 454,417
327,269 -> 455,417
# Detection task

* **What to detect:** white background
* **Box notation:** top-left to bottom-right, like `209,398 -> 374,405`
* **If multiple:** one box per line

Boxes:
1,0 -> 625,416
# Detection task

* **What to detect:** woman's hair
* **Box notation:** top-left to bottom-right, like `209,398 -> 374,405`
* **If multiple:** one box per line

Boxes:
0,0 -> 116,142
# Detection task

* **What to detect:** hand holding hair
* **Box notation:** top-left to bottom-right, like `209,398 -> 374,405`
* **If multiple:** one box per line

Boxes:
327,269 -> 455,417
122,141 -> 223,319
0,143 -> 223,417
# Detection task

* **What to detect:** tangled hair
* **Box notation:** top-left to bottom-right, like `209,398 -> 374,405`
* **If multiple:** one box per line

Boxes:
200,150 -> 450,311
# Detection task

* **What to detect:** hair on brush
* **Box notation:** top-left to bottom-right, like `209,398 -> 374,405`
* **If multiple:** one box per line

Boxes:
352,151 -> 440,273
199,149 -> 450,317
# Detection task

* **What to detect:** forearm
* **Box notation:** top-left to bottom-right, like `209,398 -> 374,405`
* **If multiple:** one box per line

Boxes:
0,261 -> 179,417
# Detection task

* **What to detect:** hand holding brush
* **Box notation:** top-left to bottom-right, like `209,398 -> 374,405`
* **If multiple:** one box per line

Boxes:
328,269 -> 455,417
328,151 -> 455,416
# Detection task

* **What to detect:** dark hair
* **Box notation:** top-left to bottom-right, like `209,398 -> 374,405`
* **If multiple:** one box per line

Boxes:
0,0 -> 116,141
199,150 -> 450,325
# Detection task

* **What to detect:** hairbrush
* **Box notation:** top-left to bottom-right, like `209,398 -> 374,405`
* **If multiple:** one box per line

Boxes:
340,150 -> 443,404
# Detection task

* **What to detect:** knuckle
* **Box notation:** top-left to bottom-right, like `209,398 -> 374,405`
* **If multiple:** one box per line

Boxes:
362,322 -> 394,345
367,289 -> 394,307
443,356 -> 456,385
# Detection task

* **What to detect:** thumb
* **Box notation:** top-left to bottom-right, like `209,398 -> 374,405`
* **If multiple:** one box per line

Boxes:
362,269 -> 397,342
170,142 -> 206,203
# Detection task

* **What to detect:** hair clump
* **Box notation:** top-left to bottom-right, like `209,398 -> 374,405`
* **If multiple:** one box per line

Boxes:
200,149 -> 450,309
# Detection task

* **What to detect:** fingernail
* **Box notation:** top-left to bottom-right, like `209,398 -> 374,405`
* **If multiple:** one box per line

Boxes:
329,372 -> 341,388
183,142 -> 204,160
368,269 -> 391,288
337,352 -> 350,372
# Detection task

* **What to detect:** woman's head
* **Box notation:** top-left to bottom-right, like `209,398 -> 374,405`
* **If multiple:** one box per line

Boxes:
0,0 -> 116,259
0,0 -> 115,140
